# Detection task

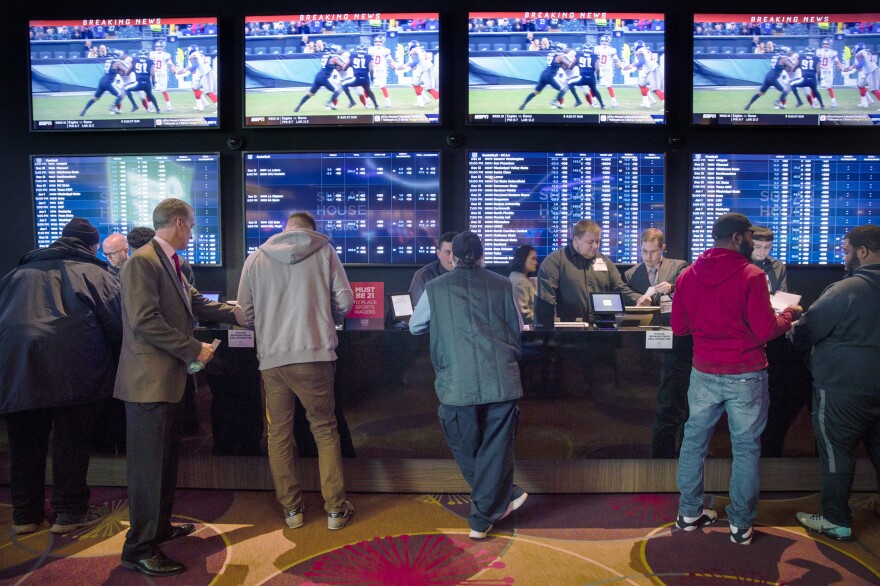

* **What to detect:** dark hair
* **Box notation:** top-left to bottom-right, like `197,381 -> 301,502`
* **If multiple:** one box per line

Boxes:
510,245 -> 536,273
752,226 -> 774,242
286,211 -> 317,231
127,226 -> 156,249
438,231 -> 458,248
845,224 -> 880,254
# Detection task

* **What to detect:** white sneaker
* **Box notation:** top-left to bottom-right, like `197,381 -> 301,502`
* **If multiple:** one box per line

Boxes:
327,501 -> 354,530
166,105 -> 173,112
469,523 -> 493,539
501,493 -> 528,520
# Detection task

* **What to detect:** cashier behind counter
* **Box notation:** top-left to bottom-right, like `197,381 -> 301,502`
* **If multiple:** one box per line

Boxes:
535,220 -> 646,326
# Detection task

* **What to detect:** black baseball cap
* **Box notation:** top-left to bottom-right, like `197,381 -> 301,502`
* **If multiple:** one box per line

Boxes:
712,212 -> 756,240
452,231 -> 484,261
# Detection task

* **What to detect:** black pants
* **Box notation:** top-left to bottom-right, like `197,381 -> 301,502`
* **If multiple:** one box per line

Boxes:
813,388 -> 880,527
5,401 -> 102,525
651,335 -> 692,458
122,400 -> 183,561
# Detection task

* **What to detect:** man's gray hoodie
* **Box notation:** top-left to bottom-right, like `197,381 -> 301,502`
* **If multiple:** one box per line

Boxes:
237,229 -> 353,371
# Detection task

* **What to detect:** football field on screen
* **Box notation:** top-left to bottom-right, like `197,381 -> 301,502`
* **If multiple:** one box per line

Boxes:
469,86 -> 663,115
33,90 -> 214,121
245,87 -> 437,117
694,87 -> 877,115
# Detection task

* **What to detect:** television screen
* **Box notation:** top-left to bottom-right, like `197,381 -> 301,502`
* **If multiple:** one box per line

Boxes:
693,13 -> 880,126
691,153 -> 880,264
468,12 -> 665,125
244,152 -> 440,264
32,153 -> 222,266
467,151 -> 665,265
244,13 -> 440,126
29,17 -> 220,131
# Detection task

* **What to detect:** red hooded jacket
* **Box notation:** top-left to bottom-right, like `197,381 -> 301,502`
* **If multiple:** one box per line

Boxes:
671,248 -> 796,374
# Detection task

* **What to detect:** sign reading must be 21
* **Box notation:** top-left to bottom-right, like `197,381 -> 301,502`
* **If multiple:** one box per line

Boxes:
344,282 -> 385,330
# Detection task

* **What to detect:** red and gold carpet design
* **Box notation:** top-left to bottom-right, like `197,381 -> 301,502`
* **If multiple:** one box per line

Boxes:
2,487 -> 879,584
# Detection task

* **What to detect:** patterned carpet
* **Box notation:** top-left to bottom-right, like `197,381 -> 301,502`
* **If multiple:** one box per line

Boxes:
2,487 -> 879,585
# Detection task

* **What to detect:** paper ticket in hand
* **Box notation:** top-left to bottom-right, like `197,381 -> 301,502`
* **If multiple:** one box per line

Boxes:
187,339 -> 222,374
770,291 -> 802,313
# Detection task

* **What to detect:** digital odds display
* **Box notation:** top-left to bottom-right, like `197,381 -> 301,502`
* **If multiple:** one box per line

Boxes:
244,152 -> 441,264
693,13 -> 880,126
468,11 -> 665,125
29,17 -> 220,131
244,13 -> 440,126
691,153 -> 880,264
468,151 -> 665,265
32,154 -> 222,266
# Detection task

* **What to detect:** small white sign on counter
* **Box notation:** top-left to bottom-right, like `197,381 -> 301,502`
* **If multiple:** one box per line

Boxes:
228,329 -> 255,348
645,330 -> 673,349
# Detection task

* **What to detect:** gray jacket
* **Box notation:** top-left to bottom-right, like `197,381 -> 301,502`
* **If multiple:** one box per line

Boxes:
411,267 -> 523,406
238,229 -> 353,370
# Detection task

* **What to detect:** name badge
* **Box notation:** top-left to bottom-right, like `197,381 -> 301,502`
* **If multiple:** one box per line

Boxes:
593,258 -> 608,272
646,330 -> 673,349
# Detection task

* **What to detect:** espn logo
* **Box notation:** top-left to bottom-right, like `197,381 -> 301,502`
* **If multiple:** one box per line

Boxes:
474,114 -> 489,120
702,114 -> 716,119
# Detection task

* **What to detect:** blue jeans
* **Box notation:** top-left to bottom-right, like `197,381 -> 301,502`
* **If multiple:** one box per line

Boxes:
677,368 -> 768,529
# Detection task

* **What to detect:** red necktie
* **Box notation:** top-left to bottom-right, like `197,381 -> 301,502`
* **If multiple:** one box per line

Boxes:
172,253 -> 184,286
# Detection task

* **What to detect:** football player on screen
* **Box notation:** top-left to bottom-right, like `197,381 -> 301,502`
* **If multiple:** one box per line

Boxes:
790,48 -> 825,109
594,34 -> 624,108
368,35 -> 399,108
842,43 -> 880,110
294,44 -> 345,112
816,37 -> 843,108
341,45 -> 379,109
744,46 -> 796,111
150,40 -> 178,112
519,42 -> 572,110
124,50 -> 162,115
178,44 -> 217,111
396,41 -> 439,108
621,40 -> 664,108
80,49 -> 128,116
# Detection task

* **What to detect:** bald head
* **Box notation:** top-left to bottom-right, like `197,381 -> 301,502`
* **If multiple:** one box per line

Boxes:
102,233 -> 129,267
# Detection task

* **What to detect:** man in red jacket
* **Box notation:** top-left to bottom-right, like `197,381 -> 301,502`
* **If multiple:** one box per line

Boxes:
671,212 -> 802,546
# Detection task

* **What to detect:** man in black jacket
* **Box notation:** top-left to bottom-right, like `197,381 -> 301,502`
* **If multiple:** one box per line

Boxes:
0,218 -> 122,535
793,224 -> 880,542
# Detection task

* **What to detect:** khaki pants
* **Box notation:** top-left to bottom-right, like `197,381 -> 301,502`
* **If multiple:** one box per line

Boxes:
261,361 -> 346,513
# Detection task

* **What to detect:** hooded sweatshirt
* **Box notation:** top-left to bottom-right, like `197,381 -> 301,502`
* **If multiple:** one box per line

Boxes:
790,263 -> 880,394
237,229 -> 353,371
671,247 -> 796,374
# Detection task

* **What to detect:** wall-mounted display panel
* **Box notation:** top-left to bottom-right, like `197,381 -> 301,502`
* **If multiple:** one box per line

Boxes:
468,12 -> 665,125
691,153 -> 879,263
244,152 -> 440,265
693,13 -> 880,126
32,153 -> 222,265
244,13 -> 440,126
29,17 -> 219,130
468,151 -> 665,265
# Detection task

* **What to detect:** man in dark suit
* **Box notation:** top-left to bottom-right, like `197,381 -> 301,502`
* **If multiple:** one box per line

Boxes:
114,198 -> 243,577
624,228 -> 691,458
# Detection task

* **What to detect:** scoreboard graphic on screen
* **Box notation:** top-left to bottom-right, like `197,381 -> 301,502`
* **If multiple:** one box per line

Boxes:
691,153 -> 880,264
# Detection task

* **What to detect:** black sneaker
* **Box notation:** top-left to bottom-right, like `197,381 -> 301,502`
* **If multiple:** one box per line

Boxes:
51,505 -> 108,534
676,508 -> 718,531
729,524 -> 753,545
